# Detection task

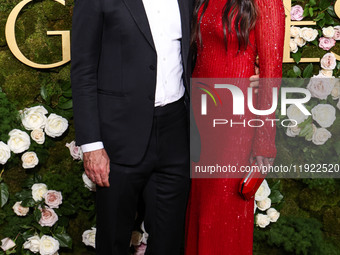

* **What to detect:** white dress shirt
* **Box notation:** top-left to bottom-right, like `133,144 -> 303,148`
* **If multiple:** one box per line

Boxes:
81,0 -> 184,153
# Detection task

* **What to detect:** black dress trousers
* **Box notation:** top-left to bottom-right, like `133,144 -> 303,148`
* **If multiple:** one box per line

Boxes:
95,98 -> 190,255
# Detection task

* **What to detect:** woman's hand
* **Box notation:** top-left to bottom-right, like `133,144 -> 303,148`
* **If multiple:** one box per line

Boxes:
250,154 -> 275,173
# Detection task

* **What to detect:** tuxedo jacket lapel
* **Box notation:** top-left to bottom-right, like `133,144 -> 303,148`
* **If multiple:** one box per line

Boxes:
122,0 -> 156,51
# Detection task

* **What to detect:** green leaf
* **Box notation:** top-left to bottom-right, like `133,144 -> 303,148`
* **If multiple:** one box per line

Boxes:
309,0 -> 316,6
292,51 -> 302,64
54,233 -> 72,249
22,230 -> 36,241
309,7 -> 314,17
303,63 -> 314,78
310,39 -> 318,46
21,198 -> 36,207
58,96 -> 73,110
320,0 -> 331,10
314,12 -> 325,21
303,6 -> 309,17
299,123 -> 313,137
327,6 -> 337,18
34,209 -> 42,223
15,190 -> 32,201
0,183 -> 9,208
269,190 -> 284,204
270,180 -> 281,191
293,66 -> 302,76
318,18 -> 326,28
324,12 -> 334,25
287,70 -> 298,78
62,88 -> 73,98
319,0 -> 331,10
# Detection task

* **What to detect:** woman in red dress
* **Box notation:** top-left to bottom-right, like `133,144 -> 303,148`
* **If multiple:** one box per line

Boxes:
185,0 -> 285,254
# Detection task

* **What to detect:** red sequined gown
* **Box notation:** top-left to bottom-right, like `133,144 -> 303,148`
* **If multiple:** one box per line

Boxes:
185,0 -> 285,254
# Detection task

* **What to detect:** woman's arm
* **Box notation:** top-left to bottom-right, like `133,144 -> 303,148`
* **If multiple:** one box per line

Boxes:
252,0 -> 285,159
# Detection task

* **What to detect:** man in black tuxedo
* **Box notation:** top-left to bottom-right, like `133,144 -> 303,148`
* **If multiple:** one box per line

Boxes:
71,0 -> 260,254
71,0 -> 193,254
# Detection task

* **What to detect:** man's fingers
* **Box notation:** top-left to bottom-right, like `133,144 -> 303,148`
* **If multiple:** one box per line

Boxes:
95,174 -> 104,187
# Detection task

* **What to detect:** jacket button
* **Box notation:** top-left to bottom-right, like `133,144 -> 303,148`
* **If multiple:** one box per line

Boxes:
149,65 -> 155,70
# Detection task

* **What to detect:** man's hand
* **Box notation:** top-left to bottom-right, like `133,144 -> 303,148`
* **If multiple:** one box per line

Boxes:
83,148 -> 110,187
249,57 -> 260,93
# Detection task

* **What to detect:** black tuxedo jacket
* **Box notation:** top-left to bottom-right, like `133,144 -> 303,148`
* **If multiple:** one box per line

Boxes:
71,0 -> 195,165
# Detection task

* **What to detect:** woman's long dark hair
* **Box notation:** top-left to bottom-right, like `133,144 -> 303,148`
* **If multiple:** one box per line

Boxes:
191,0 -> 258,53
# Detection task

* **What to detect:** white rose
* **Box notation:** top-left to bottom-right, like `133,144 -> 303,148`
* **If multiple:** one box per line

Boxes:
44,190 -> 63,209
320,69 -> 334,77
66,141 -> 83,160
290,39 -> 298,53
287,105 -> 309,124
39,207 -> 58,227
7,129 -> 30,154
321,53 -> 337,70
266,208 -> 280,222
307,75 -> 335,100
23,235 -> 40,253
322,26 -> 335,38
331,80 -> 340,100
45,114 -> 68,138
20,106 -> 48,131
286,122 -> 301,137
257,197 -> 272,211
255,180 -> 271,201
82,227 -> 96,248
312,128 -> 332,145
294,37 -> 306,47
311,104 -> 336,128
31,129 -> 45,144
300,27 -> 318,42
12,201 -> 29,216
22,152 -> 39,169
290,26 -> 301,38
255,213 -> 271,228
82,172 -> 96,191
0,141 -> 11,165
1,238 -> 15,251
32,183 -> 48,202
39,235 -> 59,255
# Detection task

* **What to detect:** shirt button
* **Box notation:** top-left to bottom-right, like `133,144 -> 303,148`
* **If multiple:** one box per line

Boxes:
157,10 -> 160,14
163,57 -> 166,61
164,81 -> 168,84
149,65 -> 155,70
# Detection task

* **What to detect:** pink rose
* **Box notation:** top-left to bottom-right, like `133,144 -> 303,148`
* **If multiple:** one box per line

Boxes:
321,53 -> 337,70
66,141 -> 83,160
1,238 -> 15,251
134,244 -> 147,255
333,26 -> 340,40
39,207 -> 58,227
291,5 -> 304,21
44,190 -> 63,208
319,37 -> 336,50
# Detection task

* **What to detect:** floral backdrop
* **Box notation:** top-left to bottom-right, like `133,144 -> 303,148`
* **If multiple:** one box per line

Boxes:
0,0 -> 339,254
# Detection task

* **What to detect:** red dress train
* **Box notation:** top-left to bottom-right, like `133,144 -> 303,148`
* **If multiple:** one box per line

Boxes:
185,0 -> 285,254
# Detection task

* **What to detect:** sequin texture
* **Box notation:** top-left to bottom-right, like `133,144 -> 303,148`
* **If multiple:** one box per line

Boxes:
185,0 -> 285,254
